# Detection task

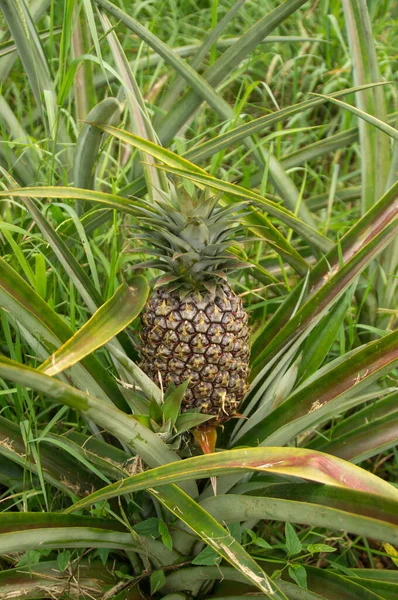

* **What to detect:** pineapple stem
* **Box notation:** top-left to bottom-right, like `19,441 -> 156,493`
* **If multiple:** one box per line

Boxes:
193,424 -> 218,455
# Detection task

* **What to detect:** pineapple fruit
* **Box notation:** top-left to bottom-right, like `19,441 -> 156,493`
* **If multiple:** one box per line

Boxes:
138,186 -> 250,426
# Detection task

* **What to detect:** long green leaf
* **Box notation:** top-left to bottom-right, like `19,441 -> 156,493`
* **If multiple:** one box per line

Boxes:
250,185 -> 398,372
89,125 -> 328,256
92,0 -> 241,128
342,0 -> 390,211
311,92 -> 398,141
39,278 -> 148,376
155,0 -> 310,145
201,486 -> 398,545
239,329 -> 398,447
0,186 -> 142,214
186,83 -> 387,165
157,0 -> 246,114
0,356 -> 186,474
74,97 -> 121,190
308,391 -> 398,462
66,446 -> 398,515
98,10 -> 167,199
0,257 -> 127,409
0,181 -> 310,276
0,512 -> 179,565
0,0 -> 53,118
93,0 -> 316,222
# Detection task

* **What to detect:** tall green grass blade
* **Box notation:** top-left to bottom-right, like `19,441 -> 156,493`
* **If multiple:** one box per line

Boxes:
0,257 -> 127,409
158,0 -> 246,115
1,174 -> 104,312
297,291 -> 353,382
93,0 -> 313,221
156,0 -> 310,145
342,0 -> 390,211
186,83 -> 388,165
0,0 -> 51,82
0,0 -> 65,144
0,98 -> 43,181
92,0 -> 239,129
0,357 -> 191,478
0,186 -> 141,214
72,4 -> 96,124
98,10 -> 167,199
93,36 -> 324,88
0,0 -> 52,112
310,92 -> 398,141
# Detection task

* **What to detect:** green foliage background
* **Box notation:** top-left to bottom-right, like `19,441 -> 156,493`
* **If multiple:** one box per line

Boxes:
0,0 -> 397,598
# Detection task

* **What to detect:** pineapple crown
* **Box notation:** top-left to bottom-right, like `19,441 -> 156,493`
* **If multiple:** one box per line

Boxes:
130,185 -> 249,292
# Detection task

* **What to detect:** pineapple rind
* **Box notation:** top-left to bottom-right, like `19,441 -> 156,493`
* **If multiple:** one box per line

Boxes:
141,283 -> 250,423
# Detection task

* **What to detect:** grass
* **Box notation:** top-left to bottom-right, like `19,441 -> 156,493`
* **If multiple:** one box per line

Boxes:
0,0 -> 397,598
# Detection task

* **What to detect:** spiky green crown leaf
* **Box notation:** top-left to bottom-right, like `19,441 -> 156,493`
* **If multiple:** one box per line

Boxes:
130,186 -> 250,291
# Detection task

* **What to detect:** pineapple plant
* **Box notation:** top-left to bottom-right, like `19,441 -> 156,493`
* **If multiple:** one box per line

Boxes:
0,0 -> 397,599
138,188 -> 250,427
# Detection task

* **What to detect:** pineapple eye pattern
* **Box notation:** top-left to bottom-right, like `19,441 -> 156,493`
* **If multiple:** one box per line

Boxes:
141,284 -> 250,423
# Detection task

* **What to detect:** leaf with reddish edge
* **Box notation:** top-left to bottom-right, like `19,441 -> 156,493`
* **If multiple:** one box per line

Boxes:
251,180 -> 398,365
236,328 -> 398,448
309,415 -> 398,463
64,445 -> 398,517
308,390 -> 398,462
249,211 -> 398,383
39,278 -> 148,376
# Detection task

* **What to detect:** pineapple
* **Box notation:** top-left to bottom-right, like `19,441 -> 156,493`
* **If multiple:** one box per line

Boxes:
137,186 -> 250,425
